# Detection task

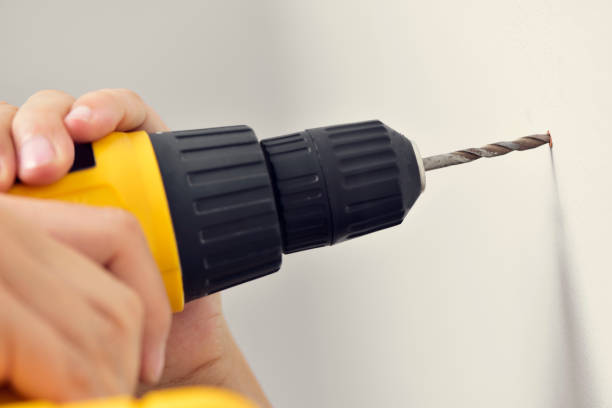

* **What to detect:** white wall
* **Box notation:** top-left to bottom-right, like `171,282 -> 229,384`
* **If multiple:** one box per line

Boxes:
1,1 -> 610,406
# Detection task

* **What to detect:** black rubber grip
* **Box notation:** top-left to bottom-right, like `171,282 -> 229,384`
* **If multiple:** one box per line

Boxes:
149,126 -> 282,302
312,120 -> 422,241
262,120 -> 422,252
148,121 -> 423,302
261,132 -> 333,253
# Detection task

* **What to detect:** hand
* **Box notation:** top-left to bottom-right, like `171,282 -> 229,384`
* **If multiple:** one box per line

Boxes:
0,90 -> 270,406
0,90 -> 173,381
0,197 -> 155,401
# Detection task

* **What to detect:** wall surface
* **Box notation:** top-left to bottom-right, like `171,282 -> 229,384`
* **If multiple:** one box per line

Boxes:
1,1 -> 610,406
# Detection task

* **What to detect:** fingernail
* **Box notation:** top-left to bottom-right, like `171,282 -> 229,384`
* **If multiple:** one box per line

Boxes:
20,135 -> 56,170
149,344 -> 166,383
65,105 -> 92,123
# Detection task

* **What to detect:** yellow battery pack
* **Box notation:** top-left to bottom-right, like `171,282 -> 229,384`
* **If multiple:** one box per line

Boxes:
0,387 -> 256,408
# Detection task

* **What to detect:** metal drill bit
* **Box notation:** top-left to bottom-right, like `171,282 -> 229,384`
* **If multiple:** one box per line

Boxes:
423,132 -> 552,171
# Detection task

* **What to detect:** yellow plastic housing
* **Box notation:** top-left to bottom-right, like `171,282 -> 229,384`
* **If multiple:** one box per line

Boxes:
8,131 -> 185,312
0,387 -> 256,408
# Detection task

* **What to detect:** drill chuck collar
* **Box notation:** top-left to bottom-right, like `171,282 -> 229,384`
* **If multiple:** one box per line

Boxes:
148,120 -> 424,302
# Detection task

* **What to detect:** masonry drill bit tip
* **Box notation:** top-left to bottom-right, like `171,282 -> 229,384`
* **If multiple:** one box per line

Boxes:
423,132 -> 552,171
548,130 -> 553,148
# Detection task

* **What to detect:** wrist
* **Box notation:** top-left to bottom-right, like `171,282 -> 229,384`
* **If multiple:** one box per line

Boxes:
172,316 -> 235,388
211,324 -> 272,408
141,293 -> 271,407
150,315 -> 270,407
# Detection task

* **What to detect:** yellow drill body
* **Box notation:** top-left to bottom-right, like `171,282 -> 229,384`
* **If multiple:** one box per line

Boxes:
1,388 -> 256,408
9,131 -> 185,312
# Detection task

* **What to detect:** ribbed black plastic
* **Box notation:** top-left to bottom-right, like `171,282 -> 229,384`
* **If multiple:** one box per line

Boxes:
262,120 -> 422,250
144,120 -> 422,301
307,120 -> 422,243
149,127 -> 282,302
261,133 -> 333,253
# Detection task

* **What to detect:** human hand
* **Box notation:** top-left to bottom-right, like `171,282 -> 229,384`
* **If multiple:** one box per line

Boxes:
0,90 -> 269,406
0,197 -> 161,401
0,91 -> 174,398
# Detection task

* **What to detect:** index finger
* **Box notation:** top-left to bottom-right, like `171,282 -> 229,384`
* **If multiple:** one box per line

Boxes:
64,89 -> 168,142
11,90 -> 76,185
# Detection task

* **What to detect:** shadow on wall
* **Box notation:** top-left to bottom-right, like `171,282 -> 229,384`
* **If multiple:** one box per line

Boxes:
550,150 -> 597,407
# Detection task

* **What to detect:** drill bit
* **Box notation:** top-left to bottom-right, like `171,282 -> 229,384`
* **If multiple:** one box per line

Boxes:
423,132 -> 552,171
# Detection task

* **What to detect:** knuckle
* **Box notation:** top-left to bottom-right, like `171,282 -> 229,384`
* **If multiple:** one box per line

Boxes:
119,286 -> 145,323
31,89 -> 70,101
109,286 -> 144,333
0,176 -> 16,193
152,301 -> 172,337
98,366 -> 133,396
78,89 -> 114,106
115,88 -> 143,103
96,318 -> 124,343
103,207 -> 144,239
95,88 -> 128,102
94,287 -> 143,346
160,301 -> 172,329
96,88 -> 115,96
62,355 -> 99,399
0,102 -> 17,115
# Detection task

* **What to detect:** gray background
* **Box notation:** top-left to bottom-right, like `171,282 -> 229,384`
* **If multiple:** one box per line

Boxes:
1,1 -> 611,407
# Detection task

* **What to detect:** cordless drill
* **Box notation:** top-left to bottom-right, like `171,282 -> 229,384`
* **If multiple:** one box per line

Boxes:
9,119 -> 551,312
9,120 -> 425,311
6,120 -> 551,407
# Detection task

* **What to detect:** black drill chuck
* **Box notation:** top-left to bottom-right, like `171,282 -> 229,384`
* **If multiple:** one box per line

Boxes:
149,120 -> 425,302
